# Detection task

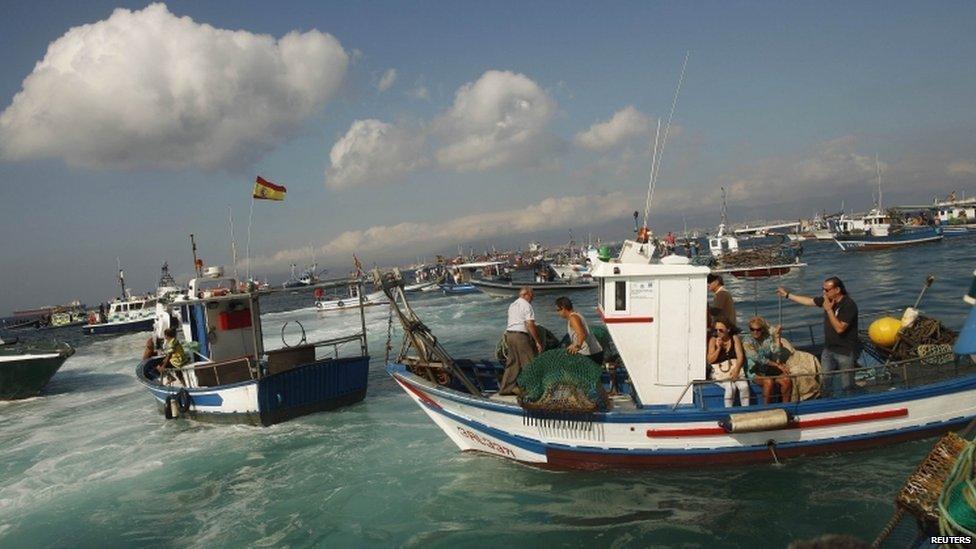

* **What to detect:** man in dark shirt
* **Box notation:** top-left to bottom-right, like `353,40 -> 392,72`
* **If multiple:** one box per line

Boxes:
708,274 -> 737,329
776,277 -> 859,396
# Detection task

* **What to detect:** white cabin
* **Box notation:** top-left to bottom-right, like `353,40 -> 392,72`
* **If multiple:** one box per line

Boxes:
591,244 -> 709,406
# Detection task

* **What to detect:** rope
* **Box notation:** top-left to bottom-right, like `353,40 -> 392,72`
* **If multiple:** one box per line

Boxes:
938,439 -> 976,539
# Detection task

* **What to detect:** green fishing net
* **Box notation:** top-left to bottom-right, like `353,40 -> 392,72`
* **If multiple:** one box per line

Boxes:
517,349 -> 607,412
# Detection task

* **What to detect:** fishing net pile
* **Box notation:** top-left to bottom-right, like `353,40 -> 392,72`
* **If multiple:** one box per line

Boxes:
721,245 -> 802,268
887,316 -> 958,363
516,349 -> 609,412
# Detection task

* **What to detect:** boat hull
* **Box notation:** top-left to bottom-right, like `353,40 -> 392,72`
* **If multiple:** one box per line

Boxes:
833,228 -> 943,251
137,354 -> 370,426
388,362 -> 976,469
440,283 -> 481,295
0,345 -> 74,399
83,317 -> 155,335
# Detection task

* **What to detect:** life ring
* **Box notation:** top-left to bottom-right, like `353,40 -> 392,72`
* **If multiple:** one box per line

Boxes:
176,389 -> 192,413
337,300 -> 345,308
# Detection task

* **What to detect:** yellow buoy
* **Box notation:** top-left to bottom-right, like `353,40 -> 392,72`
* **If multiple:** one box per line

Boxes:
869,316 -> 902,348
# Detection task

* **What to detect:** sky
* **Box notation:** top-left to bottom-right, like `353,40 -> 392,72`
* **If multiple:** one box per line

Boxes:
1,1 -> 975,313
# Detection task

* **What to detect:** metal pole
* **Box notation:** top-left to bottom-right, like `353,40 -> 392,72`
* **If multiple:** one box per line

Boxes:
358,279 -> 369,356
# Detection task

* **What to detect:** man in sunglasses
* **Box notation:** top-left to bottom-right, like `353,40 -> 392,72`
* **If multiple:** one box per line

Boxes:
776,277 -> 859,397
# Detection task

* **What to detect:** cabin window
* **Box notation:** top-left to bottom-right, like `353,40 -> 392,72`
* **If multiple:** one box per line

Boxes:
614,281 -> 627,311
131,302 -> 142,310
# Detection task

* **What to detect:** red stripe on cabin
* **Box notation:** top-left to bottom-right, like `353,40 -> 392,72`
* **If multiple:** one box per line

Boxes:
395,378 -> 441,409
645,408 -> 908,438
596,306 -> 653,324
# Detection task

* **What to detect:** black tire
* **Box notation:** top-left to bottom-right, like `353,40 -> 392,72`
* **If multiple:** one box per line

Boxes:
176,389 -> 192,413
337,301 -> 344,308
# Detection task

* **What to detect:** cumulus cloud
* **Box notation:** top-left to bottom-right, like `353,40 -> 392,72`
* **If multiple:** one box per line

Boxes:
247,191 -> 630,269
948,160 -> 976,176
0,3 -> 348,170
376,68 -> 397,92
575,106 -> 652,151
407,85 -> 430,101
433,70 -> 561,171
326,119 -> 428,189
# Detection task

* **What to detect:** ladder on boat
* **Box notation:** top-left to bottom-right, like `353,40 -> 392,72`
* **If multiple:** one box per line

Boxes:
372,269 -> 480,395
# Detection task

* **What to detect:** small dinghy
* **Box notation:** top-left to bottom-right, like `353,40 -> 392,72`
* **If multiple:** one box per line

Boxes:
0,338 -> 75,399
136,271 -> 370,426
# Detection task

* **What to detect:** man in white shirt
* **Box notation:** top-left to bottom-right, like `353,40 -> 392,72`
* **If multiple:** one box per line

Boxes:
500,288 -> 543,395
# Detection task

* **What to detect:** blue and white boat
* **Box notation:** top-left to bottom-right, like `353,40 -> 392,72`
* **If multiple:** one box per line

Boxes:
84,263 -> 179,335
379,243 -> 976,470
832,210 -> 943,251
136,271 -> 370,426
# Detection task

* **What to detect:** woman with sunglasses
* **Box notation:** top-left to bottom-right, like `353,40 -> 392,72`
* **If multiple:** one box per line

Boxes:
742,316 -> 793,404
707,318 -> 750,407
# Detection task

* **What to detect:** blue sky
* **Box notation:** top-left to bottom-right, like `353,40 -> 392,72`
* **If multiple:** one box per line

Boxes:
1,1 -> 975,313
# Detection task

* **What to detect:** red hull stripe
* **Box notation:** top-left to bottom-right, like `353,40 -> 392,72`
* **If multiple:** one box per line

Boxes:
646,407 -> 908,438
596,307 -> 653,324
396,378 -> 441,409
255,176 -> 287,192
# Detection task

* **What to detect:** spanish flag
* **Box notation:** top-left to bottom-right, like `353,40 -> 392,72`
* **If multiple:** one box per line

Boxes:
252,176 -> 286,201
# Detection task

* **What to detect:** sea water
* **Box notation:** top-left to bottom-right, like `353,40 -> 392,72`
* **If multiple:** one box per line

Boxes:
2,238 -> 975,547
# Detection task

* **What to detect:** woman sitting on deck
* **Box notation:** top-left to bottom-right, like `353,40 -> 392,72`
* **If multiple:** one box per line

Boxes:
742,316 -> 793,404
707,318 -> 750,407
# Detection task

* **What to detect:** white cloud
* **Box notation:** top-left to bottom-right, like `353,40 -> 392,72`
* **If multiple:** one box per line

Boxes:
948,160 -> 976,176
376,68 -> 397,92
326,119 -> 427,189
575,106 -> 651,151
407,85 -> 430,101
0,3 -> 348,170
433,70 -> 561,171
247,191 -> 630,268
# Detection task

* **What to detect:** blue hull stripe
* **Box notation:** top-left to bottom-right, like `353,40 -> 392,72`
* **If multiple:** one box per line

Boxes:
417,385 -> 974,457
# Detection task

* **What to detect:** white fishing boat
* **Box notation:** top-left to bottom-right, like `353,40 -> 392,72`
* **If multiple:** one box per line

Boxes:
380,61 -> 976,469
83,262 -> 157,336
136,270 -> 370,426
314,283 -> 389,312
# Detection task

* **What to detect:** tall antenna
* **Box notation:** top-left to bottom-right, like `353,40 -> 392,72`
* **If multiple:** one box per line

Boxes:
117,257 -> 127,301
875,154 -> 883,212
643,50 -> 690,232
720,187 -> 729,228
229,206 -> 238,279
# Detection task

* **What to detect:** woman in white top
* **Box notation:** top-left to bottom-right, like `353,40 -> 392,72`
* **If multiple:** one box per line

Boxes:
555,297 -> 604,365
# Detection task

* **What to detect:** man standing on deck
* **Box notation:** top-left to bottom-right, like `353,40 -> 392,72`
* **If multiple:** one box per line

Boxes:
776,277 -> 860,396
500,288 -> 543,395
708,274 -> 737,329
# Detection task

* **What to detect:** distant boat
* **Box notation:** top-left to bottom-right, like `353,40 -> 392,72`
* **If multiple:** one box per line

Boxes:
83,261 -> 158,336
314,284 -> 389,312
0,340 -> 75,399
282,262 -> 325,288
136,272 -> 370,426
470,278 -> 597,298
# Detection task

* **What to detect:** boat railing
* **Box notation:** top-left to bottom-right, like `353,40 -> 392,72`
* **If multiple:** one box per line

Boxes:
671,348 -> 975,411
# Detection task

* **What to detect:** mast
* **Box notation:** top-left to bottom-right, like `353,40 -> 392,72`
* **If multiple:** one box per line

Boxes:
117,257 -> 127,301
876,155 -> 883,212
720,186 -> 729,234
229,207 -> 238,279
190,234 -> 202,278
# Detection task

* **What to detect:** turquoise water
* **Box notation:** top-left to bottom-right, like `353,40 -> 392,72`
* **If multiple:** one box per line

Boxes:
2,238 -> 975,547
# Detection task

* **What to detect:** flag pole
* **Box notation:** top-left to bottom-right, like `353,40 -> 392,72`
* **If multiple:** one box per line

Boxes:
229,206 -> 238,280
246,193 -> 255,282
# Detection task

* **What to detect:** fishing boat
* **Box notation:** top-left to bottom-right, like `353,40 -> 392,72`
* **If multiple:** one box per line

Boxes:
379,246 -> 976,469
136,270 -> 370,426
83,263 -> 157,336
470,277 -> 597,299
833,159 -> 944,251
832,210 -> 943,251
439,261 -> 503,295
0,338 -> 75,399
314,283 -> 389,312
282,262 -> 326,288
